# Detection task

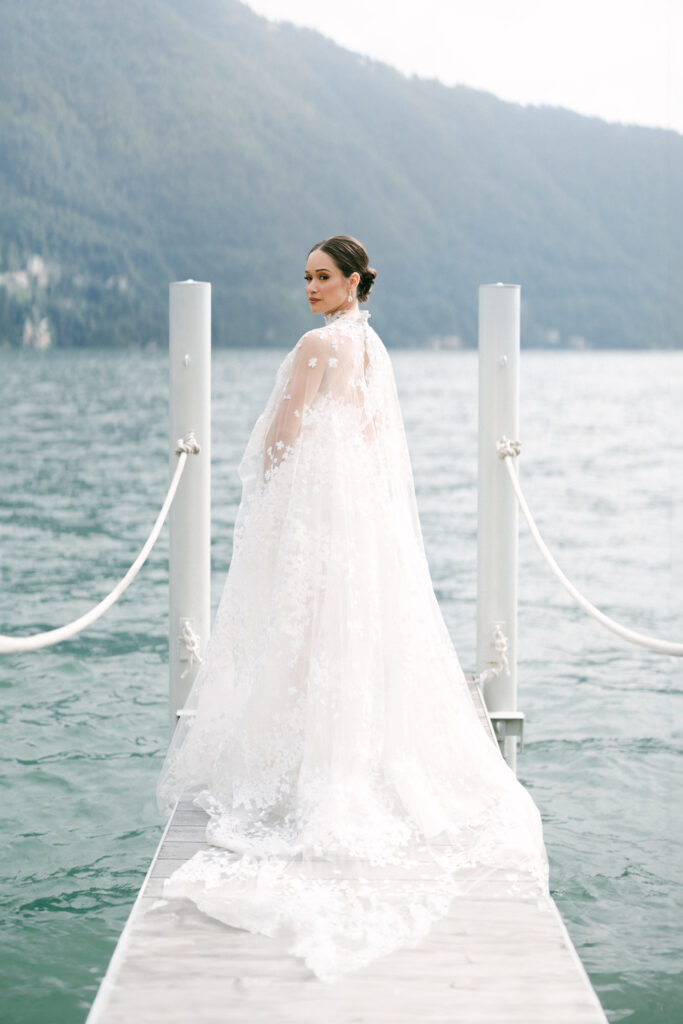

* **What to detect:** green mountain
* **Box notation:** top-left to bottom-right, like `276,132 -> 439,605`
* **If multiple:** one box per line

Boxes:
1,0 -> 681,349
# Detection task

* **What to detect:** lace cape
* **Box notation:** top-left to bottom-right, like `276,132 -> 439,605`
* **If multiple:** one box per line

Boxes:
155,308 -> 549,981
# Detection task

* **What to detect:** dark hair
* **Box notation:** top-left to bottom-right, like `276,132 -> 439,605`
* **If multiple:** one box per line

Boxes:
308,235 -> 377,303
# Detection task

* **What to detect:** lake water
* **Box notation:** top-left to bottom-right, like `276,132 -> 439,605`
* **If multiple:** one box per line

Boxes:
1,346 -> 681,1023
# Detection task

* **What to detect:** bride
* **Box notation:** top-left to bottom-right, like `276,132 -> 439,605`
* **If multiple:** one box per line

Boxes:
156,235 -> 549,981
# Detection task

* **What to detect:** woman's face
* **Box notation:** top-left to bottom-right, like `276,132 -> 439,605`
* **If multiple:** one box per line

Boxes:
305,249 -> 358,316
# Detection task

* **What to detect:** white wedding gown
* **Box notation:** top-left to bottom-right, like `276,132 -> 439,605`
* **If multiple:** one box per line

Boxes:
156,307 -> 549,981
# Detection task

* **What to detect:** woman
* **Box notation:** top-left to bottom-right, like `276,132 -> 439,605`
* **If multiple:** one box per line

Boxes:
156,235 -> 549,981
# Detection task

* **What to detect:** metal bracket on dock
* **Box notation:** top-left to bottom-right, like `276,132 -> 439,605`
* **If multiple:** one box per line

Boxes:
489,710 -> 525,752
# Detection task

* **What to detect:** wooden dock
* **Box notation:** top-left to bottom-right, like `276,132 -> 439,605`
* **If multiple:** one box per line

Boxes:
86,683 -> 608,1023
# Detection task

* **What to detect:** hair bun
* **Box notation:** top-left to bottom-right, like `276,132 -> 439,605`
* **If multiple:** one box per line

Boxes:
358,266 -> 377,303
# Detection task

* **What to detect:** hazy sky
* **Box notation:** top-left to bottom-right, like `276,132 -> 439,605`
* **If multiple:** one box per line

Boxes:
245,0 -> 682,135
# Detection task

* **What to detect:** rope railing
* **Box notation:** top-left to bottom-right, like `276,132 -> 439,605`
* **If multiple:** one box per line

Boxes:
0,433 -> 200,655
497,435 -> 683,657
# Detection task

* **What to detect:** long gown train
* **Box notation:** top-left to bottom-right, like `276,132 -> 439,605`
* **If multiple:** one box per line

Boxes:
156,307 -> 549,981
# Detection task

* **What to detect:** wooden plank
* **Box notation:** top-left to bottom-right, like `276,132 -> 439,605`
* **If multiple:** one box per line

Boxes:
86,686 -> 606,1023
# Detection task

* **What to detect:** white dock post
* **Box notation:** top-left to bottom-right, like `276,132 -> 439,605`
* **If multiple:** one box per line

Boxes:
169,280 -> 211,733
477,284 -> 522,772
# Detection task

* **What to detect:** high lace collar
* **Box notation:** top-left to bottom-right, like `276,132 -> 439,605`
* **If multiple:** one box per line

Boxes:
323,308 -> 371,326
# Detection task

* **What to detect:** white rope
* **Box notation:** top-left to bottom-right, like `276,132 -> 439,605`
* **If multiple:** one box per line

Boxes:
179,620 -> 204,679
475,624 -> 511,686
0,433 -> 200,655
496,436 -> 522,459
497,435 -> 683,657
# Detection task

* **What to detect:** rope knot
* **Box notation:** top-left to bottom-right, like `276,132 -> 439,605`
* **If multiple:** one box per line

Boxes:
491,624 -> 510,672
497,436 -> 521,459
176,431 -> 201,456
180,620 -> 204,679
476,624 -> 511,686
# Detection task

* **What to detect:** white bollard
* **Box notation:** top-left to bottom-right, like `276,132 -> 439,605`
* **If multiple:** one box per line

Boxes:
169,281 -> 211,733
477,284 -> 522,772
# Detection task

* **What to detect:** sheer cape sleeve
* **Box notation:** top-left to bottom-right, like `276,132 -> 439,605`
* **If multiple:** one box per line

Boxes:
263,330 -> 327,481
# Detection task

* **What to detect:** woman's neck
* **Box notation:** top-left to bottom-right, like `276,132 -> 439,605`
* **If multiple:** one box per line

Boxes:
324,305 -> 361,324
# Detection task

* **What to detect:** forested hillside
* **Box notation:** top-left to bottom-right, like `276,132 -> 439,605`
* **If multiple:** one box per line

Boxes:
1,0 -> 681,349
